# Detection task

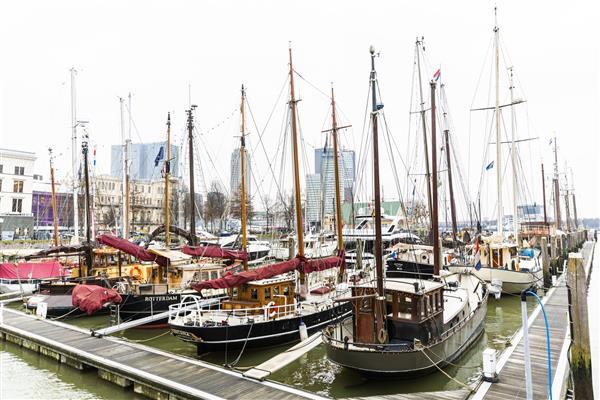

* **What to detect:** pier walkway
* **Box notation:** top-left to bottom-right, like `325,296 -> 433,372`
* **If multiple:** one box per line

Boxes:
0,308 -> 324,400
472,240 -> 595,400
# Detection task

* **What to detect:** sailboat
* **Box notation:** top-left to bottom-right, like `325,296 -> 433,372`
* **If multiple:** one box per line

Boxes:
446,10 -> 542,294
168,50 -> 352,353
322,47 -> 488,376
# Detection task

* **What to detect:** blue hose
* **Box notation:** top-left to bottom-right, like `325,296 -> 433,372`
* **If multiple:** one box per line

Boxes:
526,290 -> 553,400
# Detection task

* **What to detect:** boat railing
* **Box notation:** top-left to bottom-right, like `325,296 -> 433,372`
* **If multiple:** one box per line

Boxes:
169,297 -> 299,327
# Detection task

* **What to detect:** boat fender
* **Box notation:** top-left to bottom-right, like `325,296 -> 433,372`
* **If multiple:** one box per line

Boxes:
299,320 -> 308,341
377,328 -> 388,344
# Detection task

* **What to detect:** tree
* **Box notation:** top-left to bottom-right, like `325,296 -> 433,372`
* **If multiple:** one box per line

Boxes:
204,181 -> 227,232
276,194 -> 296,233
229,184 -> 254,222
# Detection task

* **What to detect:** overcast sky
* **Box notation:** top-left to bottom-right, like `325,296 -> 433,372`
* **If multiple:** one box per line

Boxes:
1,0 -> 598,219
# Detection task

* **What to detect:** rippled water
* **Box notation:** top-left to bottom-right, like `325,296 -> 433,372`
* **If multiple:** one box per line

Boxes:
1,291 -> 538,399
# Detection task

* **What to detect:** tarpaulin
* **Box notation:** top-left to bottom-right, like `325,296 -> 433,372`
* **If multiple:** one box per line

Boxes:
97,235 -> 168,267
0,261 -> 69,280
191,250 -> 345,292
72,284 -> 122,315
182,245 -> 247,261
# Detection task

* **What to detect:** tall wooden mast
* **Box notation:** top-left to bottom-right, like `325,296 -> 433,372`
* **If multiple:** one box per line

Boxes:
444,129 -> 457,248
330,87 -> 344,252
430,82 -> 440,276
494,8 -> 503,236
165,113 -> 171,247
553,138 -> 561,230
240,85 -> 249,271
541,163 -> 548,224
187,106 -> 197,246
49,148 -> 59,247
82,134 -> 92,275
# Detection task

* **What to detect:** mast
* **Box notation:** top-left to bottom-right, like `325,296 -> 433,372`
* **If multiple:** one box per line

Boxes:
369,46 -> 387,344
82,133 -> 92,274
509,67 -> 518,241
165,113 -> 171,247
415,38 -> 433,233
553,138 -> 561,229
571,168 -> 579,229
330,86 -> 344,253
70,68 -> 79,243
288,46 -> 305,257
187,106 -> 197,246
564,164 -> 571,232
430,81 -> 440,276
444,129 -> 457,248
49,148 -> 59,247
240,85 -> 248,271
494,8 -> 503,237
119,98 -> 129,239
541,163 -> 548,224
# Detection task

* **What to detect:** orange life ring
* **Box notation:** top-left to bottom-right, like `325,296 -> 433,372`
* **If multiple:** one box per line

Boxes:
266,301 -> 278,318
129,266 -> 143,280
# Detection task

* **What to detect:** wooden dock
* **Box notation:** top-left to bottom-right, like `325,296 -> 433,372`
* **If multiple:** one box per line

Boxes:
471,240 -> 595,399
0,308 -> 325,400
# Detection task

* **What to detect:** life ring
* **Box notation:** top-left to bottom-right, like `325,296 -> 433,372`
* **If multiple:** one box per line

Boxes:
265,301 -> 277,318
129,266 -> 143,280
377,328 -> 388,344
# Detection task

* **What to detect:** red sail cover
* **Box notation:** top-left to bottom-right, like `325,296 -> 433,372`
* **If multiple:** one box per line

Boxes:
0,261 -> 69,280
182,245 -> 247,261
191,251 -> 345,291
72,284 -> 122,315
97,234 -> 168,267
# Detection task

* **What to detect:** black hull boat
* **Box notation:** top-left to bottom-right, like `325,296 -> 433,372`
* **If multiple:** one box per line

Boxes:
170,300 -> 352,353
385,259 -> 434,280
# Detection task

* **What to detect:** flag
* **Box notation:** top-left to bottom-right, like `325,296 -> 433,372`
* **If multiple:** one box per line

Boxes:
93,146 -> 97,167
485,161 -> 494,171
548,138 -> 553,145
433,68 -> 441,82
154,146 -> 164,167
474,238 -> 481,270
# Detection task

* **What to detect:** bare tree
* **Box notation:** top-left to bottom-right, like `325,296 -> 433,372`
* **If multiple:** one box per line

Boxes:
204,181 -> 227,232
229,184 -> 254,222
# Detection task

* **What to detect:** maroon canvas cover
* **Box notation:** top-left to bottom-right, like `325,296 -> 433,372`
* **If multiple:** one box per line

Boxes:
0,261 -> 69,280
191,251 -> 345,292
182,245 -> 248,261
72,284 -> 122,315
97,234 -> 168,267
191,257 -> 301,291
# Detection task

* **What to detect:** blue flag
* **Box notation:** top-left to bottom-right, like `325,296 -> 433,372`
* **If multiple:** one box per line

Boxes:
154,146 -> 164,167
485,161 -> 494,171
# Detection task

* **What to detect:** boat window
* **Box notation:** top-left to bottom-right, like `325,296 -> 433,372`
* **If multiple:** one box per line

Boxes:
232,287 -> 238,297
251,288 -> 258,300
283,286 -> 290,296
201,271 -> 209,281
360,298 -> 372,312
264,287 -> 271,299
399,296 -> 413,317
426,295 -> 432,315
273,286 -> 280,296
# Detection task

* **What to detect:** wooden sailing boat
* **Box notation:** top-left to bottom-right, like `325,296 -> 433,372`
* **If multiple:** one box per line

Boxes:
168,48 -> 352,353
322,47 -> 488,376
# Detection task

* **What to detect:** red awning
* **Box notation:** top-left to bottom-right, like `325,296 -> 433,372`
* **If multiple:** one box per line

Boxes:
191,251 -> 345,291
182,245 -> 247,261
72,284 -> 122,315
0,261 -> 69,280
97,234 -> 168,267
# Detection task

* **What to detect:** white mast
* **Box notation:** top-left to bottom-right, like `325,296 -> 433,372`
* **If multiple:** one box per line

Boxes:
509,67 -> 518,241
70,68 -> 80,243
120,97 -> 129,238
494,8 -> 503,236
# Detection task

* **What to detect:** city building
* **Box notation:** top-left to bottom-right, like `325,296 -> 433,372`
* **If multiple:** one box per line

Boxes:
306,148 -> 356,226
110,142 -> 179,181
0,148 -> 37,239
230,148 -> 251,196
93,174 -> 179,234
517,204 -> 544,222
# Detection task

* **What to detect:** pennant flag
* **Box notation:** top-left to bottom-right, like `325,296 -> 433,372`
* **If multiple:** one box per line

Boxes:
154,146 -> 164,167
433,68 -> 441,82
93,145 -> 97,167
474,238 -> 481,270
485,161 -> 494,171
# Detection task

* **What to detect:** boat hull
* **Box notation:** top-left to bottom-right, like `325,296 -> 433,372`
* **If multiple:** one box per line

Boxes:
170,302 -> 352,353
447,265 -> 542,294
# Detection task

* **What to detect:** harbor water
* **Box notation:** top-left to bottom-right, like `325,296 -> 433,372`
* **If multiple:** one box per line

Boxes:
1,291 -> 539,399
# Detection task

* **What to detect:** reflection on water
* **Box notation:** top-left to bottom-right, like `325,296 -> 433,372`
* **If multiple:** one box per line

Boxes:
2,292 -> 537,398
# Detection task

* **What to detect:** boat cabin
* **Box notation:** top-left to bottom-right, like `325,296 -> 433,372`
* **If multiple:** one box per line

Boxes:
351,279 -> 444,345
223,276 -> 295,316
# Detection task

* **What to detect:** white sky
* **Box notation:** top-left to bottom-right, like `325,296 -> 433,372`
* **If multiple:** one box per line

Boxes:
1,0 -> 598,219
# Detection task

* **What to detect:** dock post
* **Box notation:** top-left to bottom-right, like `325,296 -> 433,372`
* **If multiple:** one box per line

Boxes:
566,252 -> 593,399
520,291 -> 533,400
288,237 -> 295,260
356,238 -> 363,269
551,235 -> 557,259
541,236 -> 551,288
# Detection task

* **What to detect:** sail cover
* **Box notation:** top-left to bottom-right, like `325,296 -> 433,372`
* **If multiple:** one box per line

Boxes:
72,284 -> 122,315
0,261 -> 69,280
97,235 -> 168,267
191,251 -> 345,291
182,245 -> 247,261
